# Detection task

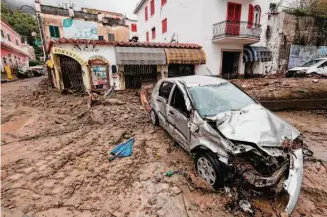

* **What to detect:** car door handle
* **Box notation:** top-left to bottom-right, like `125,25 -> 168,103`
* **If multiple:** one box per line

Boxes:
169,110 -> 174,115
157,99 -> 163,103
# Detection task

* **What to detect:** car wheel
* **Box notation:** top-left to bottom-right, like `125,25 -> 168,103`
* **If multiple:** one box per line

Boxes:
195,152 -> 224,189
150,109 -> 159,126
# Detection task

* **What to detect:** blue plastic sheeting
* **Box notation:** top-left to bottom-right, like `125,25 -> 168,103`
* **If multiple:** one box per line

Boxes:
109,137 -> 134,161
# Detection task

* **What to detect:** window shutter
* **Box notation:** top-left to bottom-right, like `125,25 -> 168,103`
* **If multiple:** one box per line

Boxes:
152,28 -> 156,39
131,24 -> 137,32
49,26 -> 55,37
145,6 -> 148,21
162,18 -> 167,33
55,27 -> 60,38
248,4 -> 254,28
150,0 -> 155,15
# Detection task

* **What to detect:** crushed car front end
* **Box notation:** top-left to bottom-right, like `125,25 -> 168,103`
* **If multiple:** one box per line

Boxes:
185,81 -> 309,215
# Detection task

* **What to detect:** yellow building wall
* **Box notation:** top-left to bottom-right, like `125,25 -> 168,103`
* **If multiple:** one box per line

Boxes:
39,13 -> 129,45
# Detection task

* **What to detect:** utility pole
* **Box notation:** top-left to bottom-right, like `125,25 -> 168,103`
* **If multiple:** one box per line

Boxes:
20,5 -> 46,61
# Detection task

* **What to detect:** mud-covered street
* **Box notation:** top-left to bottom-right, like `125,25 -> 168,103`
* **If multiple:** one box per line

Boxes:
1,77 -> 327,217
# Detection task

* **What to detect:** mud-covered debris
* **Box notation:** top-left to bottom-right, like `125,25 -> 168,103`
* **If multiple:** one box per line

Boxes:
239,200 -> 253,214
170,186 -> 182,195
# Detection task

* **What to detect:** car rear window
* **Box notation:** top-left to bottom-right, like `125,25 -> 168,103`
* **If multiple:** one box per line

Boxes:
159,82 -> 174,100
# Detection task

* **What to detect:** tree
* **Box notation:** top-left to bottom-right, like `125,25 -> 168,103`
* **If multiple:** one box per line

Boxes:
1,3 -> 43,60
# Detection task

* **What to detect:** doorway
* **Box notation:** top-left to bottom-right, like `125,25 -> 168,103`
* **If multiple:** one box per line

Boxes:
226,2 -> 241,36
124,65 -> 157,89
168,64 -> 195,77
59,55 -> 85,90
221,51 -> 240,79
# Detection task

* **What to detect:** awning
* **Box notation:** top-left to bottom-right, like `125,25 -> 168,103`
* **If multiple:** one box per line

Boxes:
165,48 -> 206,64
116,47 -> 166,65
243,46 -> 272,62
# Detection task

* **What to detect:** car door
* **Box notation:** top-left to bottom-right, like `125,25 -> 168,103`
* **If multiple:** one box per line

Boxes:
317,61 -> 327,76
166,85 -> 191,151
155,81 -> 174,128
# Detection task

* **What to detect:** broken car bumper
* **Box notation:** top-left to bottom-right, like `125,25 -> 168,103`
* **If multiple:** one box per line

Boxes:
283,148 -> 303,215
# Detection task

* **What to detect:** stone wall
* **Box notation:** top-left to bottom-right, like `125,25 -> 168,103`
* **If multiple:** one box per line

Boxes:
266,12 -> 327,73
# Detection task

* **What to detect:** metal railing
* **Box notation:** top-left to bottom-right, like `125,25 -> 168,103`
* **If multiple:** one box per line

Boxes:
213,21 -> 262,40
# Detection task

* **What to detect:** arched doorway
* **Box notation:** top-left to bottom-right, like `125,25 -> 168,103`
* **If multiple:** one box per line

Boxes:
59,55 -> 85,90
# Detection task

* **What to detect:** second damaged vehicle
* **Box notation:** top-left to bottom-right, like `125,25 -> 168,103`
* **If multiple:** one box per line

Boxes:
150,75 -> 312,215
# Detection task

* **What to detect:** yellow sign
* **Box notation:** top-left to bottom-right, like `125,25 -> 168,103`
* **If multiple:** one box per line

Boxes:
53,48 -> 87,65
89,55 -> 109,64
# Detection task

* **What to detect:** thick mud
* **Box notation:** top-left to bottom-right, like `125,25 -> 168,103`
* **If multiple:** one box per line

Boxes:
1,77 -> 327,217
232,78 -> 327,101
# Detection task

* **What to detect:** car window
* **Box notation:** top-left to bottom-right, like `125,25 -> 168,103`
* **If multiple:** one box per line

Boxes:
159,82 -> 174,100
188,82 -> 256,117
318,61 -> 327,68
301,60 -> 321,67
170,86 -> 189,117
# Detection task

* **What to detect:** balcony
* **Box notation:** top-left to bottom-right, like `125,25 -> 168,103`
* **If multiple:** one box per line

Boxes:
213,21 -> 261,44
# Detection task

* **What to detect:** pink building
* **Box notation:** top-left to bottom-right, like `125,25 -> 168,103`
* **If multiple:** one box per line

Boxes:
1,18 -> 29,71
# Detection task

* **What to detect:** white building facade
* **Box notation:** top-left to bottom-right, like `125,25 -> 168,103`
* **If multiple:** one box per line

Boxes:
134,0 -> 272,78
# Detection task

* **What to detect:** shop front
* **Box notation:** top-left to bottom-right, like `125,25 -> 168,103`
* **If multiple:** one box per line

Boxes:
48,39 -> 206,91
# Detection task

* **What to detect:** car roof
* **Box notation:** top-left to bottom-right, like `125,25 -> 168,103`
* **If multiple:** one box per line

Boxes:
162,75 -> 227,86
315,58 -> 327,60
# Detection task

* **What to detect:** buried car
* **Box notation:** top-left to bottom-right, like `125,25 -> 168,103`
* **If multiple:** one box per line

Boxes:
286,58 -> 327,77
150,75 -> 312,215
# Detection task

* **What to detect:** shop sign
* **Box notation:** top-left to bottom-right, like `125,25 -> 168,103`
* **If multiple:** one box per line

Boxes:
63,18 -> 98,40
91,65 -> 108,87
53,48 -> 87,65
89,55 -> 109,64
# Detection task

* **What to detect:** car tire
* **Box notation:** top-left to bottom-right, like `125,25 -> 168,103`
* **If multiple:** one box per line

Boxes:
150,109 -> 159,126
195,152 -> 225,189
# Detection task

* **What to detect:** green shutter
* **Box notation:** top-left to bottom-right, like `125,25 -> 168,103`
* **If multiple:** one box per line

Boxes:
55,27 -> 60,38
49,26 -> 60,38
49,26 -> 55,37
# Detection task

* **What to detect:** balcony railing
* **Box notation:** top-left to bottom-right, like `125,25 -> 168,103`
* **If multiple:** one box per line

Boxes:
213,21 -> 261,41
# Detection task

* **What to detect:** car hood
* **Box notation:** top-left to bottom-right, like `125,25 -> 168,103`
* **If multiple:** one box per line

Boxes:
214,104 -> 301,147
288,67 -> 308,71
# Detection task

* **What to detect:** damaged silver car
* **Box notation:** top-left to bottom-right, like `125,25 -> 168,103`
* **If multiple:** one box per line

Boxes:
150,75 -> 311,215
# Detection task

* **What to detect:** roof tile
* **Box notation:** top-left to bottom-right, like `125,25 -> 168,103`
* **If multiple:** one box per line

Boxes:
47,38 -> 202,53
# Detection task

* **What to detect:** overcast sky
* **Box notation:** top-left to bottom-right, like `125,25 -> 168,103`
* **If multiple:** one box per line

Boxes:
9,0 -> 139,19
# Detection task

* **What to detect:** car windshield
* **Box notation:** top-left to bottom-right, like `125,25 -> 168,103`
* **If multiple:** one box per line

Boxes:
301,60 -> 322,67
188,82 -> 256,117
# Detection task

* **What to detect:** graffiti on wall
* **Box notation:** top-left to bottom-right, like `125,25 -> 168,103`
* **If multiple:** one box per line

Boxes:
288,45 -> 327,68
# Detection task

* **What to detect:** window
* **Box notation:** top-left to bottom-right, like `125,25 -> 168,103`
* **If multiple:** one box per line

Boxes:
1,30 -> 4,38
248,4 -> 254,28
254,5 -> 261,26
150,0 -> 155,16
161,0 -> 167,7
49,26 -> 60,38
162,18 -> 167,33
7,33 -> 11,42
3,57 -> 7,64
15,39 -> 19,46
98,36 -> 104,40
152,27 -> 156,40
159,82 -> 174,100
145,6 -> 148,21
318,61 -> 327,68
146,32 -> 149,42
131,24 -> 137,32
171,86 -> 188,116
108,34 -> 115,41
